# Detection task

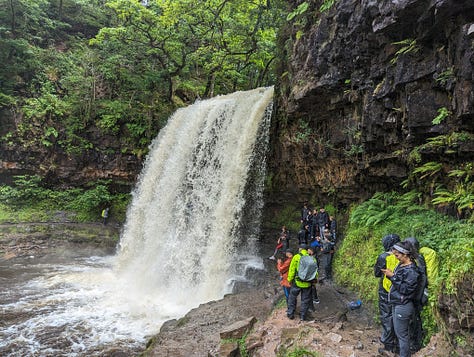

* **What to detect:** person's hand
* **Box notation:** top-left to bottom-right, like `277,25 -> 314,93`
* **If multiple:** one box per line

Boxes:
381,268 -> 393,278
277,258 -> 282,264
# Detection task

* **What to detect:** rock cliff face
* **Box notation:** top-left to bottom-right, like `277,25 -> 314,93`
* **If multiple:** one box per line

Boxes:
0,108 -> 141,188
269,0 -> 474,205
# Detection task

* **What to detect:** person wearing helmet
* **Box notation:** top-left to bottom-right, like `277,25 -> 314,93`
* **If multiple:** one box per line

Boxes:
374,233 -> 401,355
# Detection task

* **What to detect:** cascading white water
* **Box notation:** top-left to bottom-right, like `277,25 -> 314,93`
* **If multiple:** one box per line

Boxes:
116,86 -> 274,303
0,87 -> 274,356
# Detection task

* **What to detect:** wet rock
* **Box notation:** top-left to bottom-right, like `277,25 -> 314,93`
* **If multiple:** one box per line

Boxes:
269,0 -> 474,206
220,317 -> 257,340
327,332 -> 343,343
219,341 -> 240,357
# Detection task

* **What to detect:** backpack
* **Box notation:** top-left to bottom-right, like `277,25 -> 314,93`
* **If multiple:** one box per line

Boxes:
297,254 -> 318,282
414,256 -> 429,306
382,254 -> 399,292
420,247 -> 439,287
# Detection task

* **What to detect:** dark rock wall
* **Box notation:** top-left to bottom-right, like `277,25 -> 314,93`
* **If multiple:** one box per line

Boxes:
269,0 -> 474,206
0,108 -> 141,189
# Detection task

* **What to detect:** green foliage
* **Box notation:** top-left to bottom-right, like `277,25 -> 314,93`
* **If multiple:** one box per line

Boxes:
390,38 -> 420,65
221,332 -> 250,357
412,162 -> 443,180
432,107 -> 451,125
278,346 -> 320,357
343,144 -> 364,157
435,67 -> 454,85
66,183 -> 112,221
0,176 -> 130,223
292,120 -> 312,144
319,0 -> 337,13
335,192 -> 474,343
287,2 -> 309,21
267,204 -> 301,232
1,0 -> 286,159
0,175 -> 48,207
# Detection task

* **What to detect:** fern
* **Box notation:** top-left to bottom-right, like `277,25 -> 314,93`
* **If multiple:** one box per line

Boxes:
390,38 -> 420,65
412,162 -> 443,180
320,0 -> 336,12
287,2 -> 309,21
432,107 -> 451,125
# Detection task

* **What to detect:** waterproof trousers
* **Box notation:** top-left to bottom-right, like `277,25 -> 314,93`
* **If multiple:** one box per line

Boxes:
410,302 -> 423,352
378,290 -> 397,351
287,284 -> 312,320
320,253 -> 332,280
393,301 -> 415,357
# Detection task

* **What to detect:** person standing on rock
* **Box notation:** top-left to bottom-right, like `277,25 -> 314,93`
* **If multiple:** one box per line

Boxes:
382,241 -> 420,357
286,244 -> 314,321
297,224 -> 310,245
276,249 -> 294,305
315,207 -> 329,240
319,229 -> 334,282
374,233 -> 401,355
300,201 -> 312,228
101,207 -> 110,225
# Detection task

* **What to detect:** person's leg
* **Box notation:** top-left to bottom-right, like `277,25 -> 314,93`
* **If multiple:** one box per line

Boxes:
287,285 -> 300,319
325,253 -> 333,280
393,302 -> 414,357
379,290 -> 397,352
320,253 -> 329,280
300,287 -> 312,320
312,284 -> 320,303
283,286 -> 290,302
410,303 -> 423,352
319,225 -> 325,240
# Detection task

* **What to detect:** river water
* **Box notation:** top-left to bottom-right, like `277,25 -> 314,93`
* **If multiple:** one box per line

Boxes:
0,87 -> 274,356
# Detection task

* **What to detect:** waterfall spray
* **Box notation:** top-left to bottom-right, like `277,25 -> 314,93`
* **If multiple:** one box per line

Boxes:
116,86 -> 274,305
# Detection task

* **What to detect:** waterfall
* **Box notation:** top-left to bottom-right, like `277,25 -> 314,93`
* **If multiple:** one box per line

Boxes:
0,87 -> 274,356
115,86 -> 274,309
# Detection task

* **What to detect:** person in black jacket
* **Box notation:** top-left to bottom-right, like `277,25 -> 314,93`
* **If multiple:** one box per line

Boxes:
374,234 -> 401,354
315,207 -> 329,239
382,241 -> 420,357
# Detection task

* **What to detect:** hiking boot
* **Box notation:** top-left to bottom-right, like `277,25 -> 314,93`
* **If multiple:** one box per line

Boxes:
313,298 -> 320,304
287,314 -> 294,320
268,256 -> 276,260
377,347 -> 397,356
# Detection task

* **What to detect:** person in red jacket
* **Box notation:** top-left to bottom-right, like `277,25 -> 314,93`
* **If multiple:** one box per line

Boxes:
277,249 -> 294,305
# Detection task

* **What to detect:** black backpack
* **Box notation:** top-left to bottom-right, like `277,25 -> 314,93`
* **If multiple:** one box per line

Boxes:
414,256 -> 428,306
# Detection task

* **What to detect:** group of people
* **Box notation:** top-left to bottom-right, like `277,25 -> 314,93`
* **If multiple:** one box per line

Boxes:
374,234 -> 438,357
269,201 -> 438,356
271,202 -> 338,321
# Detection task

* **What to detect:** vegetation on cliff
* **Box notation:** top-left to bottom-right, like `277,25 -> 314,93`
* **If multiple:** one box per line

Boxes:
0,175 -> 129,223
0,0 -> 285,183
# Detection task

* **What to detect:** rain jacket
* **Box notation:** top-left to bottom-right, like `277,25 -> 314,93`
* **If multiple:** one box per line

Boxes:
388,263 -> 420,305
277,258 -> 291,288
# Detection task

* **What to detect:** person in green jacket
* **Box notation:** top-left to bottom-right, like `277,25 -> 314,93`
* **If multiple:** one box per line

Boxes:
286,243 -> 314,321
